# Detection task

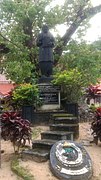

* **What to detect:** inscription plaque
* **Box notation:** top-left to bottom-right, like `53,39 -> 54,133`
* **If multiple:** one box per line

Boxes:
39,84 -> 60,105
38,84 -> 60,110
40,92 -> 58,104
39,84 -> 60,92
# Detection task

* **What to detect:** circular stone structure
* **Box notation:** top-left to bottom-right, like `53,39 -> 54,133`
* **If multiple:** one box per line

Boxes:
50,140 -> 93,180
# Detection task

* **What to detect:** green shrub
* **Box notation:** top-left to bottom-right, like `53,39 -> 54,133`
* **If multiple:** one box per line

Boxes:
53,69 -> 84,103
12,83 -> 41,109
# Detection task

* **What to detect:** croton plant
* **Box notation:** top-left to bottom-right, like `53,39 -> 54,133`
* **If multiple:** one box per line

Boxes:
87,84 -> 101,98
1,111 -> 32,152
91,107 -> 101,145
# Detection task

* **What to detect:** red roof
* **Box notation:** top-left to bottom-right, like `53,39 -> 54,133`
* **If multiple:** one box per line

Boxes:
0,84 -> 15,96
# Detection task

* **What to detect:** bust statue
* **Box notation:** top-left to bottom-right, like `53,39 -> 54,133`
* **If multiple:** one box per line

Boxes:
37,25 -> 55,77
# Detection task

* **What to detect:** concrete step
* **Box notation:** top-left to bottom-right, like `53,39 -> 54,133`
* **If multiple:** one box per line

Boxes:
50,124 -> 79,139
32,139 -> 57,149
21,148 -> 50,162
52,113 -> 74,119
53,116 -> 78,124
22,139 -> 57,162
41,131 -> 73,141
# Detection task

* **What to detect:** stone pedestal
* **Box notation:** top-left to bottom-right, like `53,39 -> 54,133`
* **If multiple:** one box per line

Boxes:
38,83 -> 60,111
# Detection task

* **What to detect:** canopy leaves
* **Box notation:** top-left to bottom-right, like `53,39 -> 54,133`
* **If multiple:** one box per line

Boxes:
0,0 -> 101,84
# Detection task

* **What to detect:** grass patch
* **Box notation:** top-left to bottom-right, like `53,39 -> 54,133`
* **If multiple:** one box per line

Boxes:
11,155 -> 35,180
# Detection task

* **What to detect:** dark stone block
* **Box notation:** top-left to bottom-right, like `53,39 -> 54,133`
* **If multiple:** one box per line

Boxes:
50,124 -> 79,139
32,139 -> 57,150
39,76 -> 53,83
32,111 -> 51,125
62,103 -> 78,117
32,111 -> 66,125
21,149 -> 49,162
41,131 -> 74,141
22,105 -> 34,122
53,117 -> 79,124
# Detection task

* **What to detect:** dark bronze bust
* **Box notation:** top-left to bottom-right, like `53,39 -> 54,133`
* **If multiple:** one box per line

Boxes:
37,25 -> 55,77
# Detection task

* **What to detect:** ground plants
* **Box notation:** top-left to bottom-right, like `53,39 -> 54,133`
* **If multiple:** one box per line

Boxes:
91,107 -> 101,145
1,111 -> 32,152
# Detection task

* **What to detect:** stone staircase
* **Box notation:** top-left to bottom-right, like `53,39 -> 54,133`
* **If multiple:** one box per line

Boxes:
22,113 -> 79,162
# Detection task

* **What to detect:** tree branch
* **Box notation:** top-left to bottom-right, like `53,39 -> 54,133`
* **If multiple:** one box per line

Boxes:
0,33 -> 22,52
54,4 -> 101,57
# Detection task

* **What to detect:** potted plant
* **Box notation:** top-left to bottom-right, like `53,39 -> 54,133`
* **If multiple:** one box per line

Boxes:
52,69 -> 84,116
12,83 -> 41,121
4,84 -> 41,122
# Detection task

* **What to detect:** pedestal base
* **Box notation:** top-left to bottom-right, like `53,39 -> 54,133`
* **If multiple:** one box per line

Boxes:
39,76 -> 53,83
39,104 -> 60,111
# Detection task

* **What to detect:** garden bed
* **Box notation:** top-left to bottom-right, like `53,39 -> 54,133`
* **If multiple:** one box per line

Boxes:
1,123 -> 101,180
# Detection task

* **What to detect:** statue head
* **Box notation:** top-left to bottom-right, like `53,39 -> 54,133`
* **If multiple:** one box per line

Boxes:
42,24 -> 49,33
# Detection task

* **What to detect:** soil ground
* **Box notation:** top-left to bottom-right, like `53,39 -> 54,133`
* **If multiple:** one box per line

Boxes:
1,122 -> 101,180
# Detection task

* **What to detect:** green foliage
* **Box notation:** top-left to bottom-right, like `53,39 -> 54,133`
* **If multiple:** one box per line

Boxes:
53,69 -> 84,103
58,40 -> 101,84
12,84 -> 41,109
0,0 -> 101,107
0,0 -> 96,83
0,0 -> 68,82
5,57 -> 33,84
89,104 -> 96,113
53,40 -> 101,103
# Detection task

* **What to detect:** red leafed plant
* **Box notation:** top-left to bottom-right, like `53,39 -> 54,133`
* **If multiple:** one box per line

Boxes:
87,85 -> 101,98
1,112 -> 32,152
91,107 -> 101,145
87,85 -> 98,98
